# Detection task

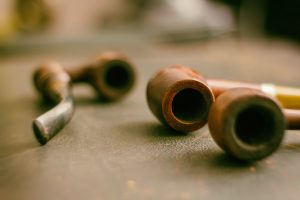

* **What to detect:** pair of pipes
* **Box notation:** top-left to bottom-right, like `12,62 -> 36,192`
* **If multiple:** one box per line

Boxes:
33,52 -> 136,145
147,65 -> 300,161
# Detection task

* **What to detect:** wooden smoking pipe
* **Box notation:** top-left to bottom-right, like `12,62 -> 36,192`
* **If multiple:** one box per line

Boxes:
66,52 -> 136,100
208,88 -> 300,161
33,61 -> 74,145
147,65 -> 300,132
33,52 -> 135,144
146,65 -> 215,132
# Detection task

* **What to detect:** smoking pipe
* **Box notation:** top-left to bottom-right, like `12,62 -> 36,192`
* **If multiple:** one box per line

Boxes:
147,65 -> 300,132
33,52 -> 135,144
146,65 -> 215,132
208,88 -> 300,161
33,61 -> 74,145
66,52 -> 136,100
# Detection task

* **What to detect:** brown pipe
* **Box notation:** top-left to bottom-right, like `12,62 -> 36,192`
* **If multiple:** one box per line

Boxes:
33,61 -> 74,145
33,52 -> 135,144
208,79 -> 300,129
208,88 -> 300,161
66,52 -> 136,100
146,65 -> 215,132
147,65 -> 300,132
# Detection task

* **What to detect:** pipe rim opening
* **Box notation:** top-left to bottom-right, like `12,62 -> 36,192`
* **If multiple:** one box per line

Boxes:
172,88 -> 208,123
104,61 -> 131,90
234,105 -> 277,146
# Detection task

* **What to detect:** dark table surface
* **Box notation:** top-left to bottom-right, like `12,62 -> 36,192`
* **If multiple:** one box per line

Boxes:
1,31 -> 300,200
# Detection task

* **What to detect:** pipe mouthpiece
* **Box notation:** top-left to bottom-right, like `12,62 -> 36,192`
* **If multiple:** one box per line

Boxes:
33,119 -> 50,145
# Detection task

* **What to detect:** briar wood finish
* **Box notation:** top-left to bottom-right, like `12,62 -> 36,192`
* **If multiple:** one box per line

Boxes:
146,65 -> 215,132
33,61 -> 74,145
66,52 -> 136,100
147,65 -> 300,133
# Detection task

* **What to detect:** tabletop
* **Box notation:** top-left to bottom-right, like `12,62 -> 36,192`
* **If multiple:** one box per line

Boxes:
1,31 -> 300,200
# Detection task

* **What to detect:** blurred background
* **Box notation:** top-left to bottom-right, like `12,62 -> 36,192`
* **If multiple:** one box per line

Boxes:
0,0 -> 299,50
